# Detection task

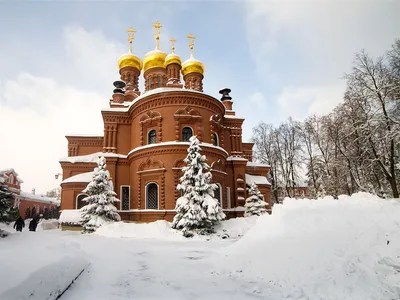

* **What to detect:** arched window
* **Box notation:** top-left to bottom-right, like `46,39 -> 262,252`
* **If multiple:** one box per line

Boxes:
146,183 -> 158,209
8,174 -> 14,184
213,133 -> 219,146
148,130 -> 157,144
215,183 -> 222,206
182,127 -> 193,142
76,194 -> 88,209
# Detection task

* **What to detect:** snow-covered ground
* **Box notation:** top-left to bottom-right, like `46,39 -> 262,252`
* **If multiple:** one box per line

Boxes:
1,192 -> 400,299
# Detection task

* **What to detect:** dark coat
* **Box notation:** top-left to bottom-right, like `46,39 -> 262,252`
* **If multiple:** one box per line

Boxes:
14,217 -> 25,231
29,219 -> 38,232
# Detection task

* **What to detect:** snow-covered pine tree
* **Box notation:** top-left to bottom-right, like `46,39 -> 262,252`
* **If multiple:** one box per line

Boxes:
0,172 -> 14,224
244,182 -> 267,217
80,156 -> 121,233
172,136 -> 225,236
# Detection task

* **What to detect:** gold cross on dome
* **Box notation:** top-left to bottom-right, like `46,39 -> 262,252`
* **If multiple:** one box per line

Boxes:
170,37 -> 176,52
152,21 -> 163,49
126,26 -> 136,53
186,33 -> 196,56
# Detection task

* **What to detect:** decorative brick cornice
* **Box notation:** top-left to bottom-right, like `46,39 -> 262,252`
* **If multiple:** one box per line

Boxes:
128,143 -> 227,162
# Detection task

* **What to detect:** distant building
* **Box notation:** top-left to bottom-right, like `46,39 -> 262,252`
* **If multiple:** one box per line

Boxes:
277,181 -> 311,203
0,169 -> 59,218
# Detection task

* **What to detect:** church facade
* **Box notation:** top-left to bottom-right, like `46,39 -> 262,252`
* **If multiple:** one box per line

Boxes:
59,22 -> 271,222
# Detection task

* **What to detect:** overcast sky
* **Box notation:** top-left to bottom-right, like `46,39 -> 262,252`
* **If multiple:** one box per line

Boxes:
0,0 -> 399,194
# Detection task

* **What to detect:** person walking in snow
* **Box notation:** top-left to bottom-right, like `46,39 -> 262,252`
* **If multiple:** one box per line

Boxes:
29,217 -> 38,232
13,217 -> 25,232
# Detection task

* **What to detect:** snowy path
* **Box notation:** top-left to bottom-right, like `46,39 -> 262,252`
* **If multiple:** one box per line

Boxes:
60,234 -> 265,300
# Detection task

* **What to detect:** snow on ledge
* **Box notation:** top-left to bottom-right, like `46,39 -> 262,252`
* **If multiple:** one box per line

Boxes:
61,172 -> 94,184
59,152 -> 127,163
246,174 -> 271,185
247,161 -> 270,168
127,141 -> 228,157
226,156 -> 248,161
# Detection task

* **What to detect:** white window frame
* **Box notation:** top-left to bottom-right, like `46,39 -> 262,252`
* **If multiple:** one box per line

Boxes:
8,173 -> 14,184
120,185 -> 131,210
76,193 -> 89,209
145,182 -> 159,210
181,126 -> 194,142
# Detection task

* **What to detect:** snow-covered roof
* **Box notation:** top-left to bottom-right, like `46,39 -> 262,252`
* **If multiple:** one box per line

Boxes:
59,209 -> 83,225
59,152 -> 127,164
0,169 -> 24,183
127,141 -> 229,157
247,161 -> 270,168
18,191 -> 59,205
61,172 -> 94,184
246,174 -> 271,186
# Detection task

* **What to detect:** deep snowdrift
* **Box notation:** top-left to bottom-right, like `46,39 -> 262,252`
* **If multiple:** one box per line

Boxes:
213,192 -> 400,299
0,231 -> 89,300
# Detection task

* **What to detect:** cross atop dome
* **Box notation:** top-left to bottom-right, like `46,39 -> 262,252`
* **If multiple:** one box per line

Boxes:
152,20 -> 163,50
170,37 -> 176,53
126,26 -> 137,53
186,33 -> 196,56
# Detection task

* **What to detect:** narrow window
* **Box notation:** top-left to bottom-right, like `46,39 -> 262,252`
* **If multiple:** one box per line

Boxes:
157,75 -> 161,87
182,127 -> 193,142
213,133 -> 219,146
215,183 -> 222,206
148,129 -> 157,144
121,186 -> 130,210
146,183 -> 158,209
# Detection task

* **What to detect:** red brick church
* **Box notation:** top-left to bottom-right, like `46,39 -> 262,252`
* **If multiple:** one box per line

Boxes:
59,22 -> 271,222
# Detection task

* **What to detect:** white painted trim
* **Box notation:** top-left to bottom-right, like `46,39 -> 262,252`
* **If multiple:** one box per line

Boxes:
181,126 -> 194,142
147,129 -> 157,145
76,193 -> 88,209
120,185 -> 130,211
137,168 -> 166,174
145,182 -> 159,210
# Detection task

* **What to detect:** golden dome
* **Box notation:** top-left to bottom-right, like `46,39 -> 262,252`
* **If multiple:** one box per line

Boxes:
118,52 -> 143,70
165,52 -> 182,67
181,55 -> 205,76
143,49 -> 167,72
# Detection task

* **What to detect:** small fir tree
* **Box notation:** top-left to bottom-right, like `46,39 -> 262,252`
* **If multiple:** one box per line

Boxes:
80,156 -> 121,233
244,183 -> 268,217
43,208 -> 50,220
172,136 -> 225,236
0,172 -> 13,224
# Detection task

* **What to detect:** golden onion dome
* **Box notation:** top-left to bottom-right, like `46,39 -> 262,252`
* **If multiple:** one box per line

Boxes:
117,52 -> 143,71
181,55 -> 205,76
164,52 -> 182,67
143,49 -> 167,72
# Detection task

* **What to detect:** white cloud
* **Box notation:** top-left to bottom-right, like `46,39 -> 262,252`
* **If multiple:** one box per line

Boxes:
0,73 -> 105,194
245,0 -> 400,119
276,84 -> 345,120
0,25 -> 121,194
